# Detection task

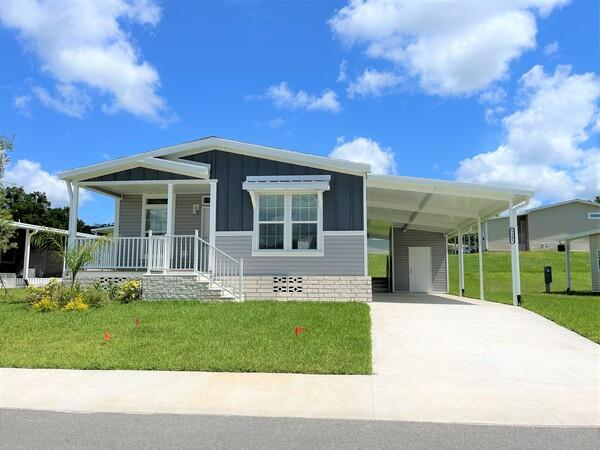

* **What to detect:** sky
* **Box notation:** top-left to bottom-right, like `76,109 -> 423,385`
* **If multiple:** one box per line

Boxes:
0,0 -> 598,225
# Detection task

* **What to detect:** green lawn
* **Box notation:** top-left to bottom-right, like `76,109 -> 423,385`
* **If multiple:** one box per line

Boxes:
369,250 -> 599,343
448,251 -> 599,343
0,291 -> 372,374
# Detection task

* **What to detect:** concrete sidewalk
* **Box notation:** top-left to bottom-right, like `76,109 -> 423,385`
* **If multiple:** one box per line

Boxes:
1,294 -> 599,426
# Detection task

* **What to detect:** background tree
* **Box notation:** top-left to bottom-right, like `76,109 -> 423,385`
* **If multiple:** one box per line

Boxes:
0,136 -> 16,254
594,196 -> 600,204
3,186 -> 93,232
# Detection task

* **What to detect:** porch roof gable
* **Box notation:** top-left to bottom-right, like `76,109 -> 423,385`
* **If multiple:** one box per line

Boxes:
58,136 -> 371,182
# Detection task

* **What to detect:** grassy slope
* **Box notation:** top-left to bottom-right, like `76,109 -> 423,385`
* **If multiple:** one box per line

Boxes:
448,251 -> 599,343
0,291 -> 372,374
369,251 -> 599,343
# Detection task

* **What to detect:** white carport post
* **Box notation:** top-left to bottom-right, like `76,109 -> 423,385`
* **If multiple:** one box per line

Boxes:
66,181 -> 79,248
458,228 -> 465,296
477,217 -> 484,300
565,240 -> 572,292
508,198 -> 522,306
23,229 -> 34,280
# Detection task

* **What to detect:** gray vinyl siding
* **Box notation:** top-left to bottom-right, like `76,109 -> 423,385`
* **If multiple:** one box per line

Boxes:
118,195 -> 142,237
485,202 -> 600,252
183,150 -> 364,232
174,194 -> 203,235
528,202 -> 599,251
392,228 -> 447,293
83,167 -> 193,182
215,234 -> 365,276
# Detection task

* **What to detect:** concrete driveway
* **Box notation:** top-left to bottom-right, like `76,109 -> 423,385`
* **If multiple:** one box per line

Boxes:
370,293 -> 600,426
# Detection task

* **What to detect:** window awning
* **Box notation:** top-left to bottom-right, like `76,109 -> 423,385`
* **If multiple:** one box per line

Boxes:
242,175 -> 331,192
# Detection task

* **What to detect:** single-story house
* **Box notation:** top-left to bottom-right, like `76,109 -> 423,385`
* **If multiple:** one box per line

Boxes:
0,221 -> 95,286
483,200 -> 600,252
58,137 -> 532,303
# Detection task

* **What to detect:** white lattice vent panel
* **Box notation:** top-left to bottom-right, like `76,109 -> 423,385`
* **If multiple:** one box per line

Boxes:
272,276 -> 303,294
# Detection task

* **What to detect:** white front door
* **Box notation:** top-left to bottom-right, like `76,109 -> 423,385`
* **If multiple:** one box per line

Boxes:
408,246 -> 432,292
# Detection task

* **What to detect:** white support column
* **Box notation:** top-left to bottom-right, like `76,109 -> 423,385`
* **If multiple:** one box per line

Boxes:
23,230 -> 32,279
508,198 -> 522,306
67,181 -> 79,247
565,240 -> 572,292
458,228 -> 464,297
208,180 -> 217,273
477,217 -> 484,300
484,220 -> 489,251
166,183 -> 175,236
113,197 -> 121,237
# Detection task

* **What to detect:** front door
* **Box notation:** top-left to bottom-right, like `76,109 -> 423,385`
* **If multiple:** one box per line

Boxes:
408,246 -> 432,292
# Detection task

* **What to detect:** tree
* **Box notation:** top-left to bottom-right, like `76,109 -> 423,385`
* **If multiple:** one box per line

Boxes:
3,186 -> 91,232
594,196 -> 600,204
0,136 -> 16,254
33,233 -> 105,294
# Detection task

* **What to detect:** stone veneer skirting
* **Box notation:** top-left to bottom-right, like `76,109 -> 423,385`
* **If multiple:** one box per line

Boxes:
243,276 -> 372,302
75,273 -> 372,302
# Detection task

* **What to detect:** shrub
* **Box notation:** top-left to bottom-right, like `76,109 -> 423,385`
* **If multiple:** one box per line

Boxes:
83,283 -> 109,307
32,296 -> 59,312
64,295 -> 89,312
116,280 -> 141,303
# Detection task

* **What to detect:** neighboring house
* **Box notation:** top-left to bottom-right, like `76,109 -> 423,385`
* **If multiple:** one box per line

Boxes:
91,225 -> 114,235
58,137 -> 531,301
484,200 -> 600,252
0,222 -> 94,283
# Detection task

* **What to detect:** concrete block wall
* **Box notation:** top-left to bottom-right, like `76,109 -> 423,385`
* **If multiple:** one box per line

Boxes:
243,276 -> 372,302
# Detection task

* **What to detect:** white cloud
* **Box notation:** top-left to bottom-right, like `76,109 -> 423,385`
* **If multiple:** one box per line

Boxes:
543,41 -> 559,56
4,159 -> 91,206
457,65 -> 600,203
32,84 -> 90,118
337,60 -> 348,83
347,68 -> 402,98
254,117 -> 285,129
261,82 -> 341,113
330,136 -> 396,174
13,95 -> 31,116
0,0 -> 171,123
330,0 -> 569,96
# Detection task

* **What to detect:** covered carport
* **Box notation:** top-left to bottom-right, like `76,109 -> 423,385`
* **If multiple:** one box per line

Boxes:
366,174 -> 532,306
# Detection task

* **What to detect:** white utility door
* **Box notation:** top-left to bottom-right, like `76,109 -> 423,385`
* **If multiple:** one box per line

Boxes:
408,246 -> 432,292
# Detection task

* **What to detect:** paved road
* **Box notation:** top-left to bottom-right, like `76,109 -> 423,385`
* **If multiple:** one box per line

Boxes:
1,409 -> 598,449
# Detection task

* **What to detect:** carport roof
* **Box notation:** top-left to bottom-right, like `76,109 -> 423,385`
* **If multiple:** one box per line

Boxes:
366,174 -> 533,238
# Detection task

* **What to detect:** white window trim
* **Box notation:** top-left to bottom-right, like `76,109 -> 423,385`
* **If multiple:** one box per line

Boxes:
588,212 -> 600,220
141,193 -> 169,236
250,190 -> 324,257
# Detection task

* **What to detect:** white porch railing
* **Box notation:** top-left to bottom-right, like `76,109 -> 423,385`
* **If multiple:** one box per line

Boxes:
73,232 -> 244,301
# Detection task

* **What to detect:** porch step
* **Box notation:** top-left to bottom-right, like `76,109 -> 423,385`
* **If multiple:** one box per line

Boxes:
142,274 -> 238,301
371,277 -> 389,293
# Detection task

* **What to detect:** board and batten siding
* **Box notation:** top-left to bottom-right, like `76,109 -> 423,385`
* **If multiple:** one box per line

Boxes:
118,195 -> 142,237
183,150 -> 364,232
83,167 -> 193,182
215,233 -> 365,276
392,228 -> 448,293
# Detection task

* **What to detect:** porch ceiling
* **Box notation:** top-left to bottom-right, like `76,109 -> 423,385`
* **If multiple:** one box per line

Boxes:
366,174 -> 532,238
79,180 -> 211,197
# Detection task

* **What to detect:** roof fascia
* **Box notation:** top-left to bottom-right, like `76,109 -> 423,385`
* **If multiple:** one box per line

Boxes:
367,174 -> 533,202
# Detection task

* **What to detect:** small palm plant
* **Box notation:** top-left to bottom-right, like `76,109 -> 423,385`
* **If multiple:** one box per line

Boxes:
33,233 -> 106,294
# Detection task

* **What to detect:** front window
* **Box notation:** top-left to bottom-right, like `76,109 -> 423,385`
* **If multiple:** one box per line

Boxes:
258,194 -> 284,249
144,197 -> 167,236
291,194 -> 318,250
254,192 -> 322,254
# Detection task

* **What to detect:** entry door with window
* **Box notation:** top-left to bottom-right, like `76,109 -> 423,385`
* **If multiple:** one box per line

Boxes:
408,246 -> 432,292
